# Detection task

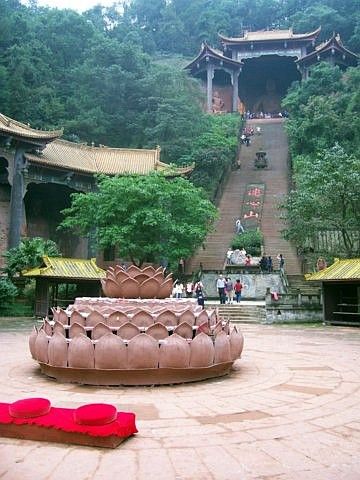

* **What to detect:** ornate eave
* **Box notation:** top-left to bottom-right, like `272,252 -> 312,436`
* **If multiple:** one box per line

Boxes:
296,33 -> 359,66
0,113 -> 62,147
219,27 -> 321,46
305,258 -> 360,282
185,42 -> 243,73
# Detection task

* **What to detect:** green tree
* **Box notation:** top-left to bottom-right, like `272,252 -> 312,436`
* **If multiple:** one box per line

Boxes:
60,173 -> 218,268
3,237 -> 61,278
282,145 -> 360,257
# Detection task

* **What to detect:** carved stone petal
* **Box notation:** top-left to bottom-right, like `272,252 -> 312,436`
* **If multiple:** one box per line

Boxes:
230,327 -> 244,360
29,326 -> 38,358
126,265 -> 141,277
105,278 -> 123,298
115,270 -> 128,283
86,311 -> 106,327
208,310 -> 217,326
174,322 -> 193,339
156,310 -> 178,327
107,311 -> 128,327
43,319 -> 52,336
146,323 -> 169,340
57,308 -> 69,325
70,310 -> 85,326
95,334 -> 128,369
120,278 -> 140,298
214,331 -> 231,364
68,334 -> 94,368
117,322 -> 140,340
153,271 -> 165,283
140,278 -> 160,299
48,332 -> 68,367
92,322 -> 112,340
53,321 -> 65,335
132,310 -> 154,328
190,332 -> 214,367
178,309 -> 196,326
127,334 -> 159,369
157,279 -> 173,299
101,278 -> 110,297
195,310 -> 209,326
34,330 -> 49,363
134,273 -> 150,284
142,266 -> 156,275
159,334 -> 190,368
69,322 -> 86,338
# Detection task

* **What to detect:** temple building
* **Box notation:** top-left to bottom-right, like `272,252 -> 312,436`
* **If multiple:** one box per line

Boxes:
0,113 -> 193,268
185,28 -> 359,113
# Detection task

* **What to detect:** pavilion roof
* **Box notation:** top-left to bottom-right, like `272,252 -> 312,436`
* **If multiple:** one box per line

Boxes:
296,33 -> 359,65
185,42 -> 243,71
0,113 -> 62,144
22,256 -> 106,280
306,258 -> 360,282
219,27 -> 321,45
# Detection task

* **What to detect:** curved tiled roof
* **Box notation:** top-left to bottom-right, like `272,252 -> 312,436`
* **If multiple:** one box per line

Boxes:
185,42 -> 243,70
0,113 -> 62,142
306,258 -> 360,281
22,256 -> 105,279
296,34 -> 359,64
25,139 -> 171,175
219,27 -> 321,44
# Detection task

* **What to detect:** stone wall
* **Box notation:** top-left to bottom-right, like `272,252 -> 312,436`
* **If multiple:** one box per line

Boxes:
0,185 -> 10,269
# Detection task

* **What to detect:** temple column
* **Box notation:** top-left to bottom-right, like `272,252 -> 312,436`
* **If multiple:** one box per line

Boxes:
206,63 -> 214,113
8,145 -> 27,248
231,70 -> 240,113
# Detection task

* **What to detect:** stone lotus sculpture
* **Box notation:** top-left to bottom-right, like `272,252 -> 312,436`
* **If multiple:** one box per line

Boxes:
30,265 -> 244,386
101,265 -> 173,299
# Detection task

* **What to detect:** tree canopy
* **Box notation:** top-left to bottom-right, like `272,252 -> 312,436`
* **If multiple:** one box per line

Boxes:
60,174 -> 218,267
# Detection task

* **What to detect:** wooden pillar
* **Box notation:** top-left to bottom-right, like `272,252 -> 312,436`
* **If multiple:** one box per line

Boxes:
8,146 -> 26,248
206,63 -> 214,113
232,70 -> 240,113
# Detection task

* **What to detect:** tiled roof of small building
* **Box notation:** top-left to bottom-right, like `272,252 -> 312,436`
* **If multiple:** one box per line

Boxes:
0,113 -> 62,142
25,139 -> 164,175
185,42 -> 243,70
306,258 -> 360,282
296,34 -> 359,64
219,27 -> 321,43
22,256 -> 106,279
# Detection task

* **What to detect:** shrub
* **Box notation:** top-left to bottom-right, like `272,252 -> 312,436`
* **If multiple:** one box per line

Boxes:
0,278 -> 18,308
231,229 -> 263,256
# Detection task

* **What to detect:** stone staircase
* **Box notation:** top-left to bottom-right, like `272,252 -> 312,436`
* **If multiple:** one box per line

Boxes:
187,119 -> 302,276
287,274 -> 322,295
217,303 -> 266,324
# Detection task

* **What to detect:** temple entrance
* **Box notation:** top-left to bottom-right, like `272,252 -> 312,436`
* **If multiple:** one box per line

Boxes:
197,69 -> 234,113
24,183 -> 88,257
239,55 -> 301,113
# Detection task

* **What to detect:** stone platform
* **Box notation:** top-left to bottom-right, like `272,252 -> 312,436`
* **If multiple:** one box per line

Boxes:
0,319 -> 359,479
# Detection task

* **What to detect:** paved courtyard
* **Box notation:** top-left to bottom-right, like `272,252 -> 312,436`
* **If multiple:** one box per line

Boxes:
0,319 -> 359,479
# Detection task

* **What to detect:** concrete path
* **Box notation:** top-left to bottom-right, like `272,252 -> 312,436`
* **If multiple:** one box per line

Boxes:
0,320 -> 359,479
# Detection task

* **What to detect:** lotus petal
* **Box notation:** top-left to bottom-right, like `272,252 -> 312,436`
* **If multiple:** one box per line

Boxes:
158,278 -> 173,299
190,332 -> 214,367
48,332 -> 68,367
178,309 -> 195,326
115,270 -> 128,283
134,273 -> 150,284
106,270 -> 117,281
92,322 -> 112,340
29,326 -> 38,358
141,266 -> 156,275
128,334 -> 159,369
69,322 -> 86,338
174,322 -> 193,339
43,319 -> 52,335
101,278 -> 110,297
53,321 -> 65,336
196,321 -> 211,336
120,277 -> 140,298
146,322 -> 168,340
212,320 -> 223,336
56,308 -> 68,325
132,310 -> 154,328
140,277 -> 160,299
159,334 -> 190,368
70,310 -> 85,326
126,265 -> 142,277
195,310 -> 209,325
214,331 -> 231,364
86,311 -> 106,327
114,265 -> 124,275
230,327 -> 244,360
117,322 -> 140,340
153,271 -> 165,283
34,330 -> 49,363
155,266 -> 165,274
156,310 -> 177,327
107,311 -> 128,327
95,334 -> 127,369
68,334 -> 94,369
105,278 -> 123,298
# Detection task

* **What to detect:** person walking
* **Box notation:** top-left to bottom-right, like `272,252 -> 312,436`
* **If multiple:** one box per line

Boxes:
194,282 -> 205,309
235,219 -> 245,234
225,277 -> 234,304
277,254 -> 285,272
216,274 -> 226,304
234,279 -> 243,303
267,256 -> 273,273
185,281 -> 194,298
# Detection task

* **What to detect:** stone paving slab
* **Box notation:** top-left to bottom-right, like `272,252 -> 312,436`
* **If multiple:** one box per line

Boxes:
0,321 -> 359,479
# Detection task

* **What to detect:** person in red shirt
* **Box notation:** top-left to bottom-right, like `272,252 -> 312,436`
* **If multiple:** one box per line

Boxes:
234,279 -> 243,303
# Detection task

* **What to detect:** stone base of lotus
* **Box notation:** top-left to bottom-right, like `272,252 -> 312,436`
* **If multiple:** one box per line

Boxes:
39,362 -> 234,386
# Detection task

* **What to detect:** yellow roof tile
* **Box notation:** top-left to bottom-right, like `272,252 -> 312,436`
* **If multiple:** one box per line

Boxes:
220,27 -> 321,43
22,256 -> 106,279
0,113 -> 62,141
306,258 -> 360,282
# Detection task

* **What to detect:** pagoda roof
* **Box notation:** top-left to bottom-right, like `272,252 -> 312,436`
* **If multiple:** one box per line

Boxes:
296,33 -> 359,65
185,42 -> 242,71
0,113 -> 62,145
219,27 -> 321,45
22,256 -> 106,280
306,258 -> 360,282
